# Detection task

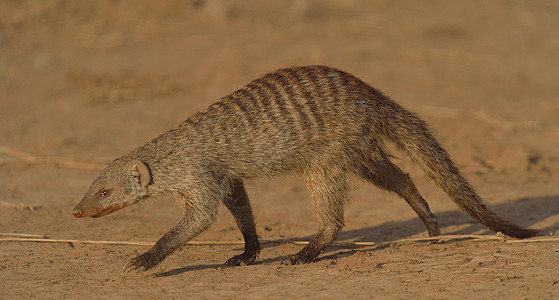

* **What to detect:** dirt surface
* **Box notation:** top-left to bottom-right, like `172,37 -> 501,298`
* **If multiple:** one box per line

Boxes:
1,0 -> 559,298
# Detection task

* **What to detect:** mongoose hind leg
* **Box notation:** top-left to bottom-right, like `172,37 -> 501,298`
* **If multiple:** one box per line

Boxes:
283,168 -> 348,265
357,155 -> 440,236
223,180 -> 261,266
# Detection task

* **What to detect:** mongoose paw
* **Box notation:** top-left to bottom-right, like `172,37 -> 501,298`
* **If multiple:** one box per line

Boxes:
123,249 -> 161,272
427,226 -> 441,237
224,252 -> 258,266
281,254 -> 315,265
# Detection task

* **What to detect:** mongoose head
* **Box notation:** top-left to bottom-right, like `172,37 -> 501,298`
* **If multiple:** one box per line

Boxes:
73,159 -> 150,218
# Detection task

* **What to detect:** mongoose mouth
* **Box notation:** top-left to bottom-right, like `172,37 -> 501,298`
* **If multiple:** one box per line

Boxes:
90,207 -> 118,218
73,203 -> 128,218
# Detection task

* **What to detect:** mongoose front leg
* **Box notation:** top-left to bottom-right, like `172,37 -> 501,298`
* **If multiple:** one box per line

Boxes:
125,192 -> 220,272
223,180 -> 261,266
283,167 -> 348,265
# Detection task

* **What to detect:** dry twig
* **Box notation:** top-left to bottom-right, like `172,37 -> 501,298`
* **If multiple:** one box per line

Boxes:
1,233 -> 557,248
0,232 -> 46,238
0,200 -> 41,211
0,237 -> 242,246
0,145 -> 105,171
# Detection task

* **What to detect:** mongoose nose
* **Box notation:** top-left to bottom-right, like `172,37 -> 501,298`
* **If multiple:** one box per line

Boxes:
72,209 -> 82,218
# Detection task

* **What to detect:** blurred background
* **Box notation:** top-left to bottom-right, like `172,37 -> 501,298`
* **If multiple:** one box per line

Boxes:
1,0 -> 558,160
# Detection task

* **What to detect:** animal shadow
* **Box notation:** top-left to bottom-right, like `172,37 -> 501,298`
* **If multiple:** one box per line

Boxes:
159,195 -> 558,276
337,195 -> 559,243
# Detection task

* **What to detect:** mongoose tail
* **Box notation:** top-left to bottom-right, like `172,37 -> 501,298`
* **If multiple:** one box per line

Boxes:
378,102 -> 539,238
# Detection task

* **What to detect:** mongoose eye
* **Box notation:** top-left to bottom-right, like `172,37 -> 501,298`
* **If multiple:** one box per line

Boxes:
99,189 -> 110,198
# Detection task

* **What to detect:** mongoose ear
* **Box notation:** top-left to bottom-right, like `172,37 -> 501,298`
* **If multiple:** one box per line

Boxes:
131,160 -> 150,190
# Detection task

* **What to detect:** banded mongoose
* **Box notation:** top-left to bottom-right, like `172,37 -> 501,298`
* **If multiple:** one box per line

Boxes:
72,65 -> 538,271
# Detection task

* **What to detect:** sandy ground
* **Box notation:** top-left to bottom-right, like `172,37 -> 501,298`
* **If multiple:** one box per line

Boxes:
1,0 -> 559,298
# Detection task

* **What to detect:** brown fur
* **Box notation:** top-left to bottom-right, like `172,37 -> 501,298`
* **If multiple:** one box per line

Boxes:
72,65 -> 538,271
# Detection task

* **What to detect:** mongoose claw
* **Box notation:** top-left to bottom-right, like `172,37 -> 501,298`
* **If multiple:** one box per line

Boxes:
224,257 -> 244,266
123,249 -> 160,272
224,253 -> 258,266
123,261 -> 140,273
281,254 -> 314,265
